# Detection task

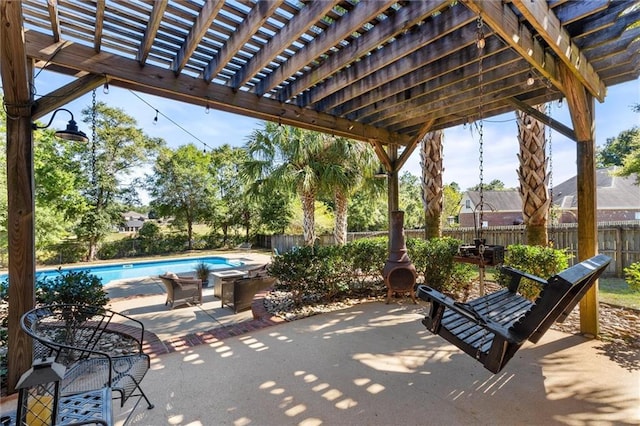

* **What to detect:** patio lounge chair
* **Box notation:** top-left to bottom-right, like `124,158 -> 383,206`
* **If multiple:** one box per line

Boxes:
222,274 -> 277,314
159,273 -> 203,309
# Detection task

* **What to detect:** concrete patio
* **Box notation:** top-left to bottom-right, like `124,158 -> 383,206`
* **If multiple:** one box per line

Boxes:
3,250 -> 639,425
112,302 -> 638,425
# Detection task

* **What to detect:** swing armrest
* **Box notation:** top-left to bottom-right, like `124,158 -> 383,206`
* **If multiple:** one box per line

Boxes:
500,266 -> 548,293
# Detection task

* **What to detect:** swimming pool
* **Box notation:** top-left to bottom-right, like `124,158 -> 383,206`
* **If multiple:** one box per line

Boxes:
0,256 -> 243,285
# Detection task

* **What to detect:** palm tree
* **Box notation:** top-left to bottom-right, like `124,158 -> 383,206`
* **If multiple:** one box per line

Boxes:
420,130 -> 444,239
244,123 -> 324,247
516,104 -> 549,246
320,137 -> 378,245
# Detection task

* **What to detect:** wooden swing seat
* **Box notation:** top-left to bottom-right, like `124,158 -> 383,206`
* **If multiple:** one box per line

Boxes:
417,254 -> 611,374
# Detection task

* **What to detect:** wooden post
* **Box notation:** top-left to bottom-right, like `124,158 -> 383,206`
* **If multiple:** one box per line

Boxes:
560,62 -> 599,336
576,118 -> 599,336
1,1 -> 36,393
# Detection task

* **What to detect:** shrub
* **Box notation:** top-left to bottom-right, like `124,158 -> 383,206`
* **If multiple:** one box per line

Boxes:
36,270 -> 110,308
409,237 -> 475,298
496,244 -> 571,299
624,262 -> 640,292
344,237 -> 387,279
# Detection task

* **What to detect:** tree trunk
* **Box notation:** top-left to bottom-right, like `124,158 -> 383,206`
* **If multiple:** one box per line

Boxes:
334,191 -> 348,246
187,220 -> 194,250
516,104 -> 549,246
88,237 -> 98,261
301,191 -> 316,246
420,130 -> 444,239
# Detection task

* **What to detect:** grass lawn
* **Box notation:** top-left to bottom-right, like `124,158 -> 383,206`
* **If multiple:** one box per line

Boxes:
598,278 -> 640,310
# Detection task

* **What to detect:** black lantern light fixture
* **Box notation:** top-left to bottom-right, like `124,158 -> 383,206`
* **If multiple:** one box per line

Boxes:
32,108 -> 89,142
374,166 -> 388,179
16,357 -> 66,426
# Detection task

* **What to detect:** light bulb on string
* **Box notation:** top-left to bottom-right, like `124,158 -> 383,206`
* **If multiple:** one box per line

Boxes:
205,103 -> 210,114
526,71 -> 535,86
153,109 -> 158,125
103,81 -> 109,94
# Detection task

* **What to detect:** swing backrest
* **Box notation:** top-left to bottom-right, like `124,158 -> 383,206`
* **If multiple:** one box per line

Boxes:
509,253 -> 612,343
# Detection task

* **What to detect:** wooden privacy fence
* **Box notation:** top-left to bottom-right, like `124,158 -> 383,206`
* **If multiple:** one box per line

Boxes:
259,221 -> 640,278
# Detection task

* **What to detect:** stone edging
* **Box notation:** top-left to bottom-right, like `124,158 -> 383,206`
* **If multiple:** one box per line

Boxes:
145,288 -> 284,358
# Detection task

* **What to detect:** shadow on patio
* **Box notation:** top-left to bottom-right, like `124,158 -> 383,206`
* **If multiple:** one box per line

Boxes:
113,302 -> 638,425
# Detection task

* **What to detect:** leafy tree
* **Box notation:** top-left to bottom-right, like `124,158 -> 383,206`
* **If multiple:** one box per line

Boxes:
318,137 -> 378,245
597,126 -> 640,183
147,144 -> 214,250
442,183 -> 462,228
75,101 -> 163,260
209,145 -> 253,245
33,129 -> 87,252
254,187 -> 293,234
347,189 -> 387,231
244,123 -> 325,246
596,127 -> 639,168
399,172 -> 424,229
467,179 -> 507,191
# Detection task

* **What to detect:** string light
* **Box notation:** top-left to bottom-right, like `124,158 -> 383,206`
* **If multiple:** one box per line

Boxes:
557,97 -> 563,108
526,71 -> 535,86
128,89 -> 215,152
476,15 -> 485,50
153,109 -> 158,124
205,97 -> 210,114
103,81 -> 109,94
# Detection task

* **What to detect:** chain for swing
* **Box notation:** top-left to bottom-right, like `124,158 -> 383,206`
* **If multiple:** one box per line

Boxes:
476,14 -> 485,254
91,89 -> 98,188
546,93 -> 554,247
475,14 -> 488,360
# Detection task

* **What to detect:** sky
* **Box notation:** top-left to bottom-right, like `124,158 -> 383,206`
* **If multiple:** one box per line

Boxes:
34,70 -> 639,198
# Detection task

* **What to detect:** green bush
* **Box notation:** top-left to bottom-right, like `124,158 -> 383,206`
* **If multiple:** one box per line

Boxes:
36,270 -> 110,308
497,244 -> 571,299
624,262 -> 640,292
409,237 -> 475,298
268,241 -> 387,306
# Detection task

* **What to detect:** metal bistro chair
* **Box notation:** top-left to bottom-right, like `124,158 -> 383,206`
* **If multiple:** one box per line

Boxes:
20,304 -> 154,421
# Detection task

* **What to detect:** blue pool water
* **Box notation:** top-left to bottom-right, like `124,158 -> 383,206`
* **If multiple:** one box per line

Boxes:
0,256 -> 243,285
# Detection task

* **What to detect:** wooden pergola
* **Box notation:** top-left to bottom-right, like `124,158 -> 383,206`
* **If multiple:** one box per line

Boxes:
2,0 -> 639,391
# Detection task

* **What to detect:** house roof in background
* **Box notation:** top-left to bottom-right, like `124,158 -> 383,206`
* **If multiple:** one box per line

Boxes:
465,190 -> 522,211
553,168 -> 640,209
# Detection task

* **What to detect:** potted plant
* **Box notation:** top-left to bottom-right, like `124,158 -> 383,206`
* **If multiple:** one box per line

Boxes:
195,262 -> 212,287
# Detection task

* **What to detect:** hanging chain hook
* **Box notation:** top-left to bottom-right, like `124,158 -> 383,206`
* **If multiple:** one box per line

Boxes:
476,14 -> 485,242
91,89 -> 98,188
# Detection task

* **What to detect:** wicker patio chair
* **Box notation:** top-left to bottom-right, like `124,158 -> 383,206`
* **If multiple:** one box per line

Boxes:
159,273 -> 203,308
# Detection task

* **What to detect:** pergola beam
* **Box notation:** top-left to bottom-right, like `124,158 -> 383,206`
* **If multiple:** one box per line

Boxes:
231,0 -> 340,90
171,0 -> 223,75
256,0 -> 397,96
46,0 -> 61,42
203,0 -> 284,83
510,0 -> 606,102
24,31 -> 411,146
32,73 -> 107,120
137,0 -> 167,65
507,97 -> 577,141
311,7 -> 477,112
93,0 -> 105,53
462,1 -> 563,99
279,0 -> 450,103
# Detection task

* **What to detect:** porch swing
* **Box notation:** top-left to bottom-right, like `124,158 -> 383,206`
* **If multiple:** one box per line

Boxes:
416,16 -> 611,374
